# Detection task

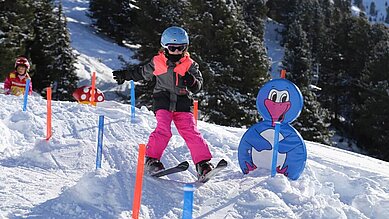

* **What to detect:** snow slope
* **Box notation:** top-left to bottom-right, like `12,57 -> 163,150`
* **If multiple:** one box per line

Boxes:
265,18 -> 285,79
62,0 -> 136,100
1,94 -> 389,218
352,0 -> 389,24
1,0 -> 388,218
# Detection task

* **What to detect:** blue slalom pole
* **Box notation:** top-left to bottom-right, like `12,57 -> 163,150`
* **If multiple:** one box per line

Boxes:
182,184 -> 195,219
96,115 -> 104,169
271,122 -> 281,177
130,80 -> 135,122
22,79 -> 30,111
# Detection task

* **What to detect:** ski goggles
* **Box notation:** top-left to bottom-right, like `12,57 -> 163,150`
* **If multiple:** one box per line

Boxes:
166,44 -> 187,52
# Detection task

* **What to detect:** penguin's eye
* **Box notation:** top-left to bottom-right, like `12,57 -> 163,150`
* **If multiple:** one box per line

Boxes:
268,90 -> 277,102
268,89 -> 290,103
280,92 -> 289,102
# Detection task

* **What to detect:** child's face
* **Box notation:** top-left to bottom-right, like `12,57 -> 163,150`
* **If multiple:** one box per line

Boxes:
16,65 -> 27,75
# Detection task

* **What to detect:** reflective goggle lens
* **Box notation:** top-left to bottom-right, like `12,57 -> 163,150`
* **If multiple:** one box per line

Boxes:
167,45 -> 187,52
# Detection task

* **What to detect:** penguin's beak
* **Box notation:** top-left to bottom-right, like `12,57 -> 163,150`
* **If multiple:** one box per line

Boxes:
264,99 -> 291,126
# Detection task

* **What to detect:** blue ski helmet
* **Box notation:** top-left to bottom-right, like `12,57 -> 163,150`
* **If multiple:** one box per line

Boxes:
160,26 -> 189,47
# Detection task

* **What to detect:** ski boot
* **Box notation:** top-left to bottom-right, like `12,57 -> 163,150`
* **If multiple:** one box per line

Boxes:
196,160 -> 214,179
145,157 -> 165,174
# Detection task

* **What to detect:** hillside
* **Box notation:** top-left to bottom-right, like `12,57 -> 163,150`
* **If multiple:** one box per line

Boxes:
0,93 -> 389,218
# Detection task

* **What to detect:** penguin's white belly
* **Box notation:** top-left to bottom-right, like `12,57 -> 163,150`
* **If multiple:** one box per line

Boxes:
252,129 -> 286,170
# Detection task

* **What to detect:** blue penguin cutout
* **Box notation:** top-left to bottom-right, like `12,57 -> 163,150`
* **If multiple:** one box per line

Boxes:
238,78 -> 307,180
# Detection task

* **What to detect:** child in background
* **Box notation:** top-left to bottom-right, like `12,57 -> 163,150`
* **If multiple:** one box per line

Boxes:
4,56 -> 33,96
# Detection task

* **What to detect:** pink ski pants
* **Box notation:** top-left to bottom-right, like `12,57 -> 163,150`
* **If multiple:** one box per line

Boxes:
146,109 -> 212,164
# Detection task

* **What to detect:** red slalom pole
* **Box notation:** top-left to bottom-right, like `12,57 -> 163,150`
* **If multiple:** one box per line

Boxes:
91,72 -> 96,106
193,99 -> 198,126
132,144 -> 146,219
280,69 -> 286,79
46,87 -> 52,140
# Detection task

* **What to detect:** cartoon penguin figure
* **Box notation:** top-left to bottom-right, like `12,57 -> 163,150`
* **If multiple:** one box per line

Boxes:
238,78 -> 307,180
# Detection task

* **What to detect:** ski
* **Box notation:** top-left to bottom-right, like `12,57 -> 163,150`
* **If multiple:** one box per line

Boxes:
197,159 -> 228,183
150,161 -> 189,178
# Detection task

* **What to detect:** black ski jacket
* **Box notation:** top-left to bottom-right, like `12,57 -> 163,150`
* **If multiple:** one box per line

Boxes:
126,51 -> 203,112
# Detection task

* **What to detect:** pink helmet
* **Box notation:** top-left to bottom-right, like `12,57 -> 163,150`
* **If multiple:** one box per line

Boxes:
15,56 -> 30,71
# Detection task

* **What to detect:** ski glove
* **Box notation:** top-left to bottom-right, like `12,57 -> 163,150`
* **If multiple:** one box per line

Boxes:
113,70 -> 129,85
182,72 -> 196,87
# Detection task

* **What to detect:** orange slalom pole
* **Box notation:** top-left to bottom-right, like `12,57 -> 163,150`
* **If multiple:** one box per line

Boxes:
193,99 -> 198,126
91,72 -> 96,106
280,69 -> 286,79
46,87 -> 52,140
132,143 -> 146,219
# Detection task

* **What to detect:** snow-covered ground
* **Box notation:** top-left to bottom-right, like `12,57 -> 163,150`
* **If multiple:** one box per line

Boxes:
1,93 -> 389,218
1,0 -> 389,218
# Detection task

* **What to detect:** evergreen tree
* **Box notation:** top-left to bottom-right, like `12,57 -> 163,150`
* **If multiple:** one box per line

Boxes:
353,25 -> 389,161
317,10 -> 355,126
30,0 -> 58,93
284,0 -> 325,61
283,21 -> 312,86
328,15 -> 370,124
89,0 -> 136,45
344,16 -> 371,104
320,0 -> 335,25
240,0 -> 267,36
119,0 -> 188,109
91,0 -> 269,127
283,20 -> 332,145
323,15 -> 370,132
51,2 -> 78,101
0,0 -> 34,80
353,0 -> 364,11
265,0 -> 389,158
333,0 -> 351,13
266,0 -> 296,24
184,0 -> 269,126
317,44 -> 345,126
131,0 -> 187,60
30,0 -> 78,98
309,1 -> 326,60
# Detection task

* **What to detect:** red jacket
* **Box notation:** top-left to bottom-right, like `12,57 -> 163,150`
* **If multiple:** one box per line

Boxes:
3,71 -> 33,96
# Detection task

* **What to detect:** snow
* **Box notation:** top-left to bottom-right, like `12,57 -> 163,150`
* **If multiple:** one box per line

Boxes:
351,5 -> 363,16
1,0 -> 389,218
352,0 -> 389,25
265,18 -> 285,79
62,0 -> 135,70
1,94 -> 389,218
62,0 -> 137,101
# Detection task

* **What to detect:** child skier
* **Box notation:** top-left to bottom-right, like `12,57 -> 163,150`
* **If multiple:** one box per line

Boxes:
4,56 -> 33,96
112,26 -> 214,178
